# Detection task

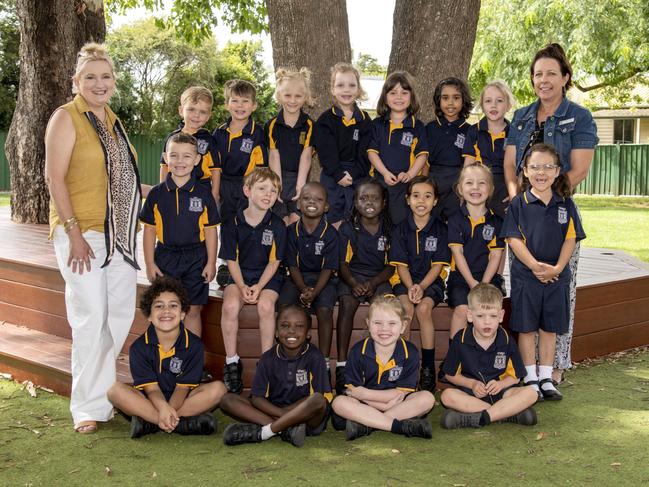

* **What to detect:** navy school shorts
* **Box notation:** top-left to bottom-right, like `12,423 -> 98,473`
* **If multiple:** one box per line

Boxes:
225,270 -> 284,295
447,272 -> 505,308
429,166 -> 461,222
277,271 -> 337,311
394,277 -> 445,306
155,243 -> 209,305
447,384 -> 515,404
337,270 -> 394,302
272,170 -> 299,218
219,175 -> 246,222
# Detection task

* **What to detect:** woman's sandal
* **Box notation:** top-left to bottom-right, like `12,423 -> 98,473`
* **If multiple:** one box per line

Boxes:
74,421 -> 98,434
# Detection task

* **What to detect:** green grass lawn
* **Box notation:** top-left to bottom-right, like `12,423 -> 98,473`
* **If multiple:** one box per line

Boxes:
2,348 -> 648,486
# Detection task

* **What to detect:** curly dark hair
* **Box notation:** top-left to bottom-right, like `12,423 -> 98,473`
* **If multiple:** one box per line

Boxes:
519,143 -> 572,198
433,77 -> 473,120
139,276 -> 191,317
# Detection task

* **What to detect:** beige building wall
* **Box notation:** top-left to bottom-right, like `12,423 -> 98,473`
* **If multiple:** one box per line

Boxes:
639,119 -> 649,143
595,118 -> 614,145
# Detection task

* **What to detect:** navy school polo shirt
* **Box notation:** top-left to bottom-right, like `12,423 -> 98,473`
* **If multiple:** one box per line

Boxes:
130,323 -> 203,400
160,125 -> 220,184
345,337 -> 419,392
367,114 -> 428,176
448,206 -> 504,275
139,174 -> 220,247
213,118 -> 267,178
218,208 -> 287,278
313,105 -> 372,181
250,343 -> 333,406
462,117 -> 509,175
338,220 -> 390,276
286,217 -> 339,273
389,213 -> 451,283
426,115 -> 470,168
265,110 -> 314,173
442,325 -> 526,383
501,189 -> 585,267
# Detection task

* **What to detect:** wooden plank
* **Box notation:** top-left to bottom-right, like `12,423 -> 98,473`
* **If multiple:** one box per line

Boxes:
0,278 -> 67,316
574,297 -> 649,336
0,259 -> 65,291
575,276 -> 649,310
0,301 -> 71,339
572,320 -> 649,362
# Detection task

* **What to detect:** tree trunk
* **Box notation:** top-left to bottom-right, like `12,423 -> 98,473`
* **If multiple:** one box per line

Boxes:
388,0 -> 480,122
6,0 -> 106,223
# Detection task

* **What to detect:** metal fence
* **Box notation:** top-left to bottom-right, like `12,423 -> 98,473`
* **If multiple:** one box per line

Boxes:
1,133 -> 648,196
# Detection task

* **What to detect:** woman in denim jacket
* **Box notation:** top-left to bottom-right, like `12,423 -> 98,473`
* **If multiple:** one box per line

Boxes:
503,43 -> 598,384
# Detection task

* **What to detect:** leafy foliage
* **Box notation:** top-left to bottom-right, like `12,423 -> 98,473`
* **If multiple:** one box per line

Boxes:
355,53 -> 386,77
0,0 -> 19,129
470,0 -> 649,108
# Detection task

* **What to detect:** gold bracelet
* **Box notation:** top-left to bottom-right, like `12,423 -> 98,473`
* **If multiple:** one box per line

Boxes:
63,216 -> 79,233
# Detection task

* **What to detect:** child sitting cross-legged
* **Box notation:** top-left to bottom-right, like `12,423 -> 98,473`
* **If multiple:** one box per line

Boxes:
107,277 -> 226,438
220,304 -> 332,447
332,294 -> 435,441
440,283 -> 538,429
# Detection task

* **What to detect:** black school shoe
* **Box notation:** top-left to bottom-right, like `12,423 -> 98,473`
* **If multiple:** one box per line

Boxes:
330,411 -> 347,431
223,361 -> 243,394
440,409 -> 482,429
502,407 -> 538,426
223,423 -> 262,446
418,365 -> 436,392
400,418 -> 433,439
539,378 -> 563,401
216,264 -> 230,287
335,366 -> 346,396
280,423 -> 306,447
345,420 -> 374,441
130,416 -> 159,439
201,368 -> 214,383
175,413 -> 217,435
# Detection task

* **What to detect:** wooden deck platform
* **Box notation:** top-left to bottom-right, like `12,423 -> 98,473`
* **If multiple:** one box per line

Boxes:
1,206 -> 648,396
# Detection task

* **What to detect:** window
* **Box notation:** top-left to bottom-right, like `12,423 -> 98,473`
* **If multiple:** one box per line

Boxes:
613,119 -> 635,144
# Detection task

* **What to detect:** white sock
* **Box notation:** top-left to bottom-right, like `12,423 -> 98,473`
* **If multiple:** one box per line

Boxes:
524,366 -> 539,389
261,424 -> 275,441
539,366 -> 557,391
225,354 -> 240,365
337,361 -> 346,367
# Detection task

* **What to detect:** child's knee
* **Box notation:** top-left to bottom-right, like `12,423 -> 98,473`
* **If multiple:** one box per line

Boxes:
207,381 -> 227,404
106,382 -> 122,402
440,388 -> 457,407
306,392 -> 327,412
332,395 -> 352,415
257,297 -> 276,316
414,390 -> 436,409
187,305 -> 202,318
222,296 -> 241,318
219,392 -> 240,412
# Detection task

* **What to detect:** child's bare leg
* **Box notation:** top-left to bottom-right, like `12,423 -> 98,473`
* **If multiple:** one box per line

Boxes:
257,289 -> 278,353
538,329 -> 557,367
270,394 -> 327,433
416,298 -> 435,349
336,295 -> 360,361
176,381 -> 227,417
332,396 -> 394,431
221,285 -> 244,357
316,307 -> 334,359
441,388 -> 491,413
517,331 -> 537,366
384,391 -> 435,419
107,383 -> 159,424
399,296 -> 414,339
485,386 -> 538,422
449,305 -> 468,338
184,304 -> 203,337
220,393 -> 275,424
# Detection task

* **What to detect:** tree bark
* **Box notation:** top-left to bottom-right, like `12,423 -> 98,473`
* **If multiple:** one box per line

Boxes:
388,0 -> 481,122
6,0 -> 106,223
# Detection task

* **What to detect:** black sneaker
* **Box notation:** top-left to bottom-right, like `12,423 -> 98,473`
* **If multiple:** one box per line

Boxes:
330,411 -> 346,431
201,368 -> 213,383
345,420 -> 373,441
419,365 -> 436,392
216,264 -> 230,287
502,407 -> 538,426
400,418 -> 433,438
174,413 -> 217,435
223,423 -> 262,446
280,423 -> 306,447
223,360 -> 243,394
335,366 -> 346,396
130,415 -> 159,439
440,409 -> 482,429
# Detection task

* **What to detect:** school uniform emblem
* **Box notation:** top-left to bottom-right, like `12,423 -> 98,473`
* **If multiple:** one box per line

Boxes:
353,129 -> 359,141
299,131 -> 306,145
425,236 -> 437,252
454,133 -> 466,149
377,236 -> 387,251
188,197 -> 203,213
240,138 -> 254,154
315,240 -> 324,255
388,366 -> 403,382
169,356 -> 183,374
196,138 -> 209,155
494,352 -> 507,370
482,224 -> 495,241
295,369 -> 308,387
400,132 -> 413,147
261,229 -> 274,246
558,206 -> 568,224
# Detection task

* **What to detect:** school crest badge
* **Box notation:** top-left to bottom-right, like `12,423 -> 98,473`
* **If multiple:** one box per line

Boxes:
169,356 -> 183,374
388,366 -> 403,382
425,236 -> 437,252
261,229 -> 274,246
482,224 -> 495,241
295,369 -> 308,387
558,206 -> 568,224
353,129 -> 359,141
377,236 -> 387,251
188,197 -> 203,213
196,138 -> 209,155
401,132 -> 414,147
455,133 -> 466,149
299,131 -> 306,145
315,240 -> 324,255
240,138 -> 254,154
493,352 -> 507,370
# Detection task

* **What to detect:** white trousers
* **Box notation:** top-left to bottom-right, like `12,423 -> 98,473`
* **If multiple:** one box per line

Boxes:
53,227 -> 137,424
